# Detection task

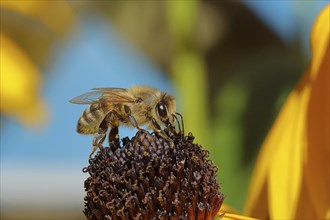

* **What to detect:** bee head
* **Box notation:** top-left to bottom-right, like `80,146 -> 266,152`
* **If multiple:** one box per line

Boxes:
155,93 -> 176,126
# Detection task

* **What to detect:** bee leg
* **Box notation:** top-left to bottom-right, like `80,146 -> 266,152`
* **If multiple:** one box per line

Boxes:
108,127 -> 119,143
169,114 -> 184,139
165,119 -> 177,137
89,111 -> 112,158
90,133 -> 106,158
124,105 -> 141,130
151,118 -> 172,142
108,127 -> 119,152
175,112 -> 185,137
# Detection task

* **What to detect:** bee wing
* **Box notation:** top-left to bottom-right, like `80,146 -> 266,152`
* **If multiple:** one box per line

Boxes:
92,87 -> 127,92
69,91 -> 104,104
92,88 -> 136,103
70,88 -> 136,105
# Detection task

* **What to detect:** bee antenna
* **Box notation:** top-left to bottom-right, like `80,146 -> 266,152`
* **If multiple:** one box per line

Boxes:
175,112 -> 184,136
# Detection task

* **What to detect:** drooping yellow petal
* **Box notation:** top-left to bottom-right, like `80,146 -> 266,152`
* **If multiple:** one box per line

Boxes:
245,4 -> 330,219
303,4 -> 329,219
295,174 -> 319,219
218,212 -> 258,220
268,78 -> 308,219
0,33 -> 48,126
220,203 -> 239,214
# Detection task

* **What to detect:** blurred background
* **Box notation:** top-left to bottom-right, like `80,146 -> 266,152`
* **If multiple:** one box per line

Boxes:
0,1 -> 328,219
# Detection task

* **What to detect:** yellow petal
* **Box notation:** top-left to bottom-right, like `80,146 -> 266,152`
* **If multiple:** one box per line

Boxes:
0,33 -> 48,126
245,4 -> 330,219
268,79 -> 308,219
295,176 -> 319,219
220,203 -> 239,214
218,212 -> 258,220
303,4 -> 330,219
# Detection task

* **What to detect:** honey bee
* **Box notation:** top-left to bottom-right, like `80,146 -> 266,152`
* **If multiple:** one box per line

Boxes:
70,86 -> 183,157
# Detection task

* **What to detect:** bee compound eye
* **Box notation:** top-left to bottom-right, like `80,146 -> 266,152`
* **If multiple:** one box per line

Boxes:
156,103 -> 167,118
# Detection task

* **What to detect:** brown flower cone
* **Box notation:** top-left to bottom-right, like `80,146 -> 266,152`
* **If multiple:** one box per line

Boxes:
83,131 -> 224,220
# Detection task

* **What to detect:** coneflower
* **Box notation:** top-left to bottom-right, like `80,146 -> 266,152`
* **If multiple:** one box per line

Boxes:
83,131 -> 224,220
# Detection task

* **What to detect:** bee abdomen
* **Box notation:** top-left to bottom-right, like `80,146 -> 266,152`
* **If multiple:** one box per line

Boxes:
77,104 -> 106,134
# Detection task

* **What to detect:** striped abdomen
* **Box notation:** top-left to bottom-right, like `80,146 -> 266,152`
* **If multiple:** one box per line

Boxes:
77,103 -> 108,134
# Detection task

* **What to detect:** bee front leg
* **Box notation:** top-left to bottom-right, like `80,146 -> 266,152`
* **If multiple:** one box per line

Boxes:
89,111 -> 112,158
124,105 -> 141,130
151,118 -> 172,142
